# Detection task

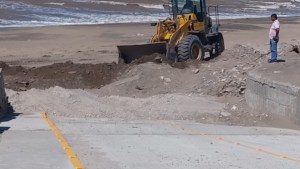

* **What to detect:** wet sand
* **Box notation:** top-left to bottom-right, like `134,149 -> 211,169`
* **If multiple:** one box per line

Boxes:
0,17 -> 299,67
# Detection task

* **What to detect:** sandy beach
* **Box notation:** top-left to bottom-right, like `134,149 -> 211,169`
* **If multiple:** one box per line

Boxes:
0,17 -> 299,67
0,16 -> 299,127
1,9 -> 300,168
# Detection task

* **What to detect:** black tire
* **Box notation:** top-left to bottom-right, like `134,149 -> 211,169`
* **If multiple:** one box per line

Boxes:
217,33 -> 225,54
177,35 -> 204,61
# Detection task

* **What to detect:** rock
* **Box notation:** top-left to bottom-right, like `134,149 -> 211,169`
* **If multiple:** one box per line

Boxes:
18,87 -> 27,91
68,71 -> 77,74
65,61 -> 73,64
222,88 -> 233,93
231,105 -> 237,111
160,76 -> 164,80
164,78 -> 171,83
135,85 -> 143,90
42,55 -> 51,58
220,112 -> 231,117
291,45 -> 299,54
239,86 -> 246,94
154,56 -> 162,63
230,67 -> 238,72
193,69 -> 200,74
273,71 -> 281,74
16,81 -> 30,86
223,58 -> 228,61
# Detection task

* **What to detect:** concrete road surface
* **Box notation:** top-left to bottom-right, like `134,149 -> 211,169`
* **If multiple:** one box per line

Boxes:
2,113 -> 300,169
0,113 -> 73,169
56,118 -> 300,169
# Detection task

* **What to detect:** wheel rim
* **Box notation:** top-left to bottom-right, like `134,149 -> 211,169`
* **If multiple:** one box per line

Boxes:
191,44 -> 201,60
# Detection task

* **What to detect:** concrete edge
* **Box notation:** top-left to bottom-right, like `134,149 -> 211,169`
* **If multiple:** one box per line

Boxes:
246,69 -> 300,124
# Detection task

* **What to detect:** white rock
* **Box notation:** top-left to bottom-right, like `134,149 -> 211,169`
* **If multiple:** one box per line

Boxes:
160,76 -> 164,80
164,78 -> 171,83
194,69 -> 200,74
230,67 -> 238,72
231,105 -> 238,111
220,112 -> 231,117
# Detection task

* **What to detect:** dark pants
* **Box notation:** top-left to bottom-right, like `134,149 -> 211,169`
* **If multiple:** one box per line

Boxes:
270,39 -> 278,61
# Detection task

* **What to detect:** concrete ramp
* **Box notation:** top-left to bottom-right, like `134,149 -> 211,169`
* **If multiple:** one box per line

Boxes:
0,113 -> 73,169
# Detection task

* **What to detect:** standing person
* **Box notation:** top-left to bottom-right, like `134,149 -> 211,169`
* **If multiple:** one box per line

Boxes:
269,14 -> 280,63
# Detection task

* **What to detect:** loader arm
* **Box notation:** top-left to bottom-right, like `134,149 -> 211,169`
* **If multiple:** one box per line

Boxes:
168,17 -> 190,49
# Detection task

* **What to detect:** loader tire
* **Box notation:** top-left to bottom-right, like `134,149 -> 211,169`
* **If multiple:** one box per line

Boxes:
178,35 -> 204,61
217,33 -> 225,54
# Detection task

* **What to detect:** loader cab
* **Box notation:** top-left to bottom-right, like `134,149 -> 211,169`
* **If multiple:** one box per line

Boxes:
171,0 -> 207,22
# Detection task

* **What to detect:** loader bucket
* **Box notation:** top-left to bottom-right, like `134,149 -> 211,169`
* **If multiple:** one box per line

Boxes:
117,42 -> 167,64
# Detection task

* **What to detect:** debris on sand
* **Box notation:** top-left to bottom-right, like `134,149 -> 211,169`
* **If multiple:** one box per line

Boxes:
5,43 -> 299,127
0,45 -> 265,97
4,43 -> 299,97
280,43 -> 300,56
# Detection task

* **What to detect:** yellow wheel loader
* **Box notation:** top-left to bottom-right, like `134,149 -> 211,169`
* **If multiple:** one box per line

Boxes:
118,0 -> 225,63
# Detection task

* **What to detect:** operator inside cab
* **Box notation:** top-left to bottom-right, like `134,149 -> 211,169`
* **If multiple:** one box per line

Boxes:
182,0 -> 194,14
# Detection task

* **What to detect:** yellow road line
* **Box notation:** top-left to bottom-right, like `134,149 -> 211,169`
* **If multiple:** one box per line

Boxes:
41,112 -> 85,169
165,121 -> 300,164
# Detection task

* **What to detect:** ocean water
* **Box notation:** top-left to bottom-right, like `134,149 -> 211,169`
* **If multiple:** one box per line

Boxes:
0,0 -> 299,27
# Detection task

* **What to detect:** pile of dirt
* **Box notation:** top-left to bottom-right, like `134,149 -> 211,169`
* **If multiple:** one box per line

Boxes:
0,52 -> 196,92
1,61 -> 129,91
6,44 -> 300,127
98,45 -> 264,98
1,45 -> 266,97
6,87 -> 225,121
199,45 -> 263,96
279,42 -> 300,56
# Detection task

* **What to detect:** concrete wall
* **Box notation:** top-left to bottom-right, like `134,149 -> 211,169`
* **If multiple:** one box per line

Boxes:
246,71 -> 300,124
0,69 -> 8,118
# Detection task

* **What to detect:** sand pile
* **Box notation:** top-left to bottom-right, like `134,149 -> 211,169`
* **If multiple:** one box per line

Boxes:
97,61 -> 201,97
1,45 -> 272,97
6,44 -> 299,126
98,45 -> 265,97
6,87 -> 224,121
3,44 -> 299,99
279,42 -> 300,56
